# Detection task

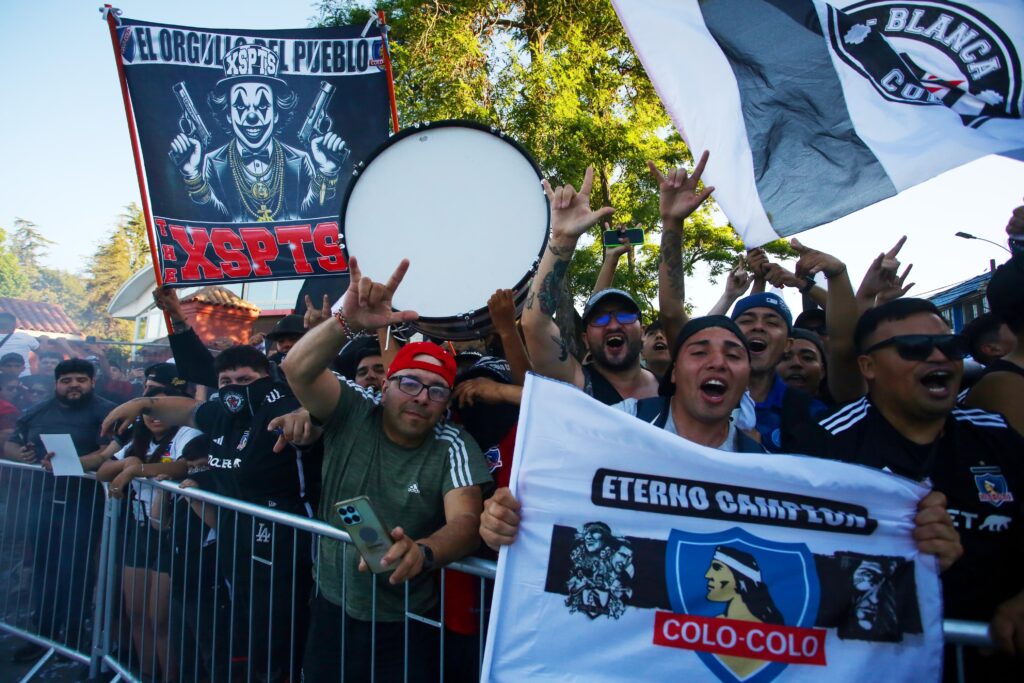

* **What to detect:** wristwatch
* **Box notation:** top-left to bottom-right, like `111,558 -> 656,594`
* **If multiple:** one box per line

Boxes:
418,543 -> 435,572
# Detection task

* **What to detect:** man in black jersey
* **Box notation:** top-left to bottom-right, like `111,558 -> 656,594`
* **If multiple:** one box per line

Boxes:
102,345 -> 319,682
795,298 -> 1022,677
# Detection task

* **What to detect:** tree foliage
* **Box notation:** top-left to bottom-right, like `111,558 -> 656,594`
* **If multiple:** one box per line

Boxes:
0,204 -> 149,341
319,0 -> 791,314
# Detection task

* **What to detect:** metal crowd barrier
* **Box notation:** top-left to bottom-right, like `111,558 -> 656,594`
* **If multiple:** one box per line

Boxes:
0,460 -> 998,682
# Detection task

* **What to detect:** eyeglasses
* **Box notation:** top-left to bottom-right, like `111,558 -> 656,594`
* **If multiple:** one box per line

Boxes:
863,334 -> 969,361
588,311 -> 640,327
391,375 -> 452,403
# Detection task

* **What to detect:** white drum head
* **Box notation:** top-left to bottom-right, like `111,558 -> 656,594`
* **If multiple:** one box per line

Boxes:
343,122 -> 549,321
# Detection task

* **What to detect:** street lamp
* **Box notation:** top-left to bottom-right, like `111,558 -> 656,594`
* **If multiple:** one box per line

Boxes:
955,231 -> 1011,254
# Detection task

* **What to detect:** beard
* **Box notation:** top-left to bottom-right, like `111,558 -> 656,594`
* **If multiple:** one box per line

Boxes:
591,336 -> 643,372
56,388 -> 93,407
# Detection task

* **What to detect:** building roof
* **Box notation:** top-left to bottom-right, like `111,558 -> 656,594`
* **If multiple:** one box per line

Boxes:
181,286 -> 261,312
0,297 -> 82,336
928,271 -> 992,308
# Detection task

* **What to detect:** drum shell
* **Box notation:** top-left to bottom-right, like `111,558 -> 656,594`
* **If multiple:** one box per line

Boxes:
340,120 -> 548,341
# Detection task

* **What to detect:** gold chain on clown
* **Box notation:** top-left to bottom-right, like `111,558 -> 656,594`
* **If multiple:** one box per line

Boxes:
229,142 -> 285,222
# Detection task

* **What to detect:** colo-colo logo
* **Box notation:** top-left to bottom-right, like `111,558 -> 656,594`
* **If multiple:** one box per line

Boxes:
826,1 -> 1022,128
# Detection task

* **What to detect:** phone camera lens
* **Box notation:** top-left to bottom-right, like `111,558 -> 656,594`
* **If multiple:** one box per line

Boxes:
345,505 -> 356,513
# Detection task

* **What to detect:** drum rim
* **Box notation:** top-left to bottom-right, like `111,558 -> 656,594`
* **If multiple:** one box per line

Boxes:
338,119 -> 550,325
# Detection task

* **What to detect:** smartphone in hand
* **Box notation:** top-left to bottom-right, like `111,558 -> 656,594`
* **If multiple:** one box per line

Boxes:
335,496 -> 395,574
603,228 -> 645,247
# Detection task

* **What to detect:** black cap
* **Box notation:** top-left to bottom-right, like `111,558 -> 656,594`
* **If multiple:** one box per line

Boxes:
790,327 -> 826,363
658,316 -> 749,396
334,335 -> 382,380
144,363 -> 190,394
582,288 -> 641,322
457,356 -> 513,385
266,314 -> 307,341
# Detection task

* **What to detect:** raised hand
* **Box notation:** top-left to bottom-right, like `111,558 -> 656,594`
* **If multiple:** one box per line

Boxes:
487,289 -> 517,335
763,263 -> 805,290
303,294 -> 332,329
723,264 -> 754,299
338,256 -> 419,333
647,150 -> 714,228
791,238 -> 846,279
152,285 -> 186,322
542,166 -> 615,242
857,236 -> 913,304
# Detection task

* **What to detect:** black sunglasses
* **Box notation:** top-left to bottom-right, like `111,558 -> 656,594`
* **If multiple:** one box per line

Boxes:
863,334 -> 969,361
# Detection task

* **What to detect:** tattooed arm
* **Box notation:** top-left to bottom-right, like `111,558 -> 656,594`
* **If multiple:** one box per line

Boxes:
649,152 -> 715,347
522,167 -> 614,386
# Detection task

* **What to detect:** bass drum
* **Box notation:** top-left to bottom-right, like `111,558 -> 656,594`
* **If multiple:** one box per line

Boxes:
340,120 -> 549,341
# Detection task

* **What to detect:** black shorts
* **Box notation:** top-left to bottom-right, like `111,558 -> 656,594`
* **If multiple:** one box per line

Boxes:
122,521 -> 172,573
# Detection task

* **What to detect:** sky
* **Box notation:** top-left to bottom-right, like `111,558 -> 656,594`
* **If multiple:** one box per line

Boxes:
1,0 -> 1021,315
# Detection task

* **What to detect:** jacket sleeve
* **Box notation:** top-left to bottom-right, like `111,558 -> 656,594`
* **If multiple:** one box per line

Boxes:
169,328 -> 218,388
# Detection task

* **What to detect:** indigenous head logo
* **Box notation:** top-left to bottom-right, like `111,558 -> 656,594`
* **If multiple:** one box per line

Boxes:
222,391 -> 245,414
662,528 -> 823,683
825,1 -> 1022,128
972,465 -> 1015,506
564,522 -> 635,620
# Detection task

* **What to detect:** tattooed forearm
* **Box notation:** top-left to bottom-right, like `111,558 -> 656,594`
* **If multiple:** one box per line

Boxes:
550,335 -> 569,362
524,289 -> 536,311
538,259 -> 569,316
547,242 -> 575,259
660,230 -> 684,298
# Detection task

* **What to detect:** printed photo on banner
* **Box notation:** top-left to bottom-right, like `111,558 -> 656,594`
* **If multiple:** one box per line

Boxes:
113,17 -> 392,285
482,375 -> 942,683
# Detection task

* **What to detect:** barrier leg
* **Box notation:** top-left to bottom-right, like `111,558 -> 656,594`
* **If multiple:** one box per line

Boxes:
87,494 -> 115,681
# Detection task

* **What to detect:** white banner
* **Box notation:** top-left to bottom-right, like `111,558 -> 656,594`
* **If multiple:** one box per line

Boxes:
482,375 -> 942,683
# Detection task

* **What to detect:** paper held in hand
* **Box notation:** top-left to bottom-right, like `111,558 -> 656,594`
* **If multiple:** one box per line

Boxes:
40,434 -> 85,477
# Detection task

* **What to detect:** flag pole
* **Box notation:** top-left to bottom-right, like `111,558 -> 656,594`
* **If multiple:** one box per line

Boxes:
101,5 -> 173,333
377,10 -> 401,133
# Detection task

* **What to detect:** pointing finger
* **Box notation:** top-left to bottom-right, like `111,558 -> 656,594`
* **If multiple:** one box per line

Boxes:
887,235 -> 908,258
691,150 -> 710,183
348,256 -> 363,287
542,178 -> 555,202
646,160 -> 667,185
579,166 -> 596,199
384,259 -> 411,293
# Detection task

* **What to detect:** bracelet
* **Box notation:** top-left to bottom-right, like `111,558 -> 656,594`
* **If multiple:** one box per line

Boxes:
799,276 -> 816,294
334,308 -> 355,339
825,265 -> 847,281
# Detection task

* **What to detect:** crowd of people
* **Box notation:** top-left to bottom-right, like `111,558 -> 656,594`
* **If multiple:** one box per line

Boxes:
1,159 -> 1022,682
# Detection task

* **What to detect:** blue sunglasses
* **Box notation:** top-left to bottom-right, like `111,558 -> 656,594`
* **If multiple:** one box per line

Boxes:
588,311 -> 640,327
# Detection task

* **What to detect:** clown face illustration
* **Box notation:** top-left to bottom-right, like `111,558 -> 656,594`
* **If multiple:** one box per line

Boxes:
230,82 -> 276,152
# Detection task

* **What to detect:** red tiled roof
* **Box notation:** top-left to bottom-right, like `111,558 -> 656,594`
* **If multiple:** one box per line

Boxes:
181,286 -> 261,312
0,297 -> 82,336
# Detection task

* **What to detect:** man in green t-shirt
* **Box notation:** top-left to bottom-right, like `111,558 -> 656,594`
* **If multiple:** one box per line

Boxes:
282,257 -> 492,683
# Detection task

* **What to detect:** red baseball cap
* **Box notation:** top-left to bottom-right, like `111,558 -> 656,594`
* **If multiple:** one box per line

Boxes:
386,342 -> 457,388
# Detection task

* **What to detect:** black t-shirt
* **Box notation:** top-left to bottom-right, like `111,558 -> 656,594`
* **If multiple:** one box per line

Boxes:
192,377 -> 318,507
11,393 -> 116,461
794,397 -> 1024,621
